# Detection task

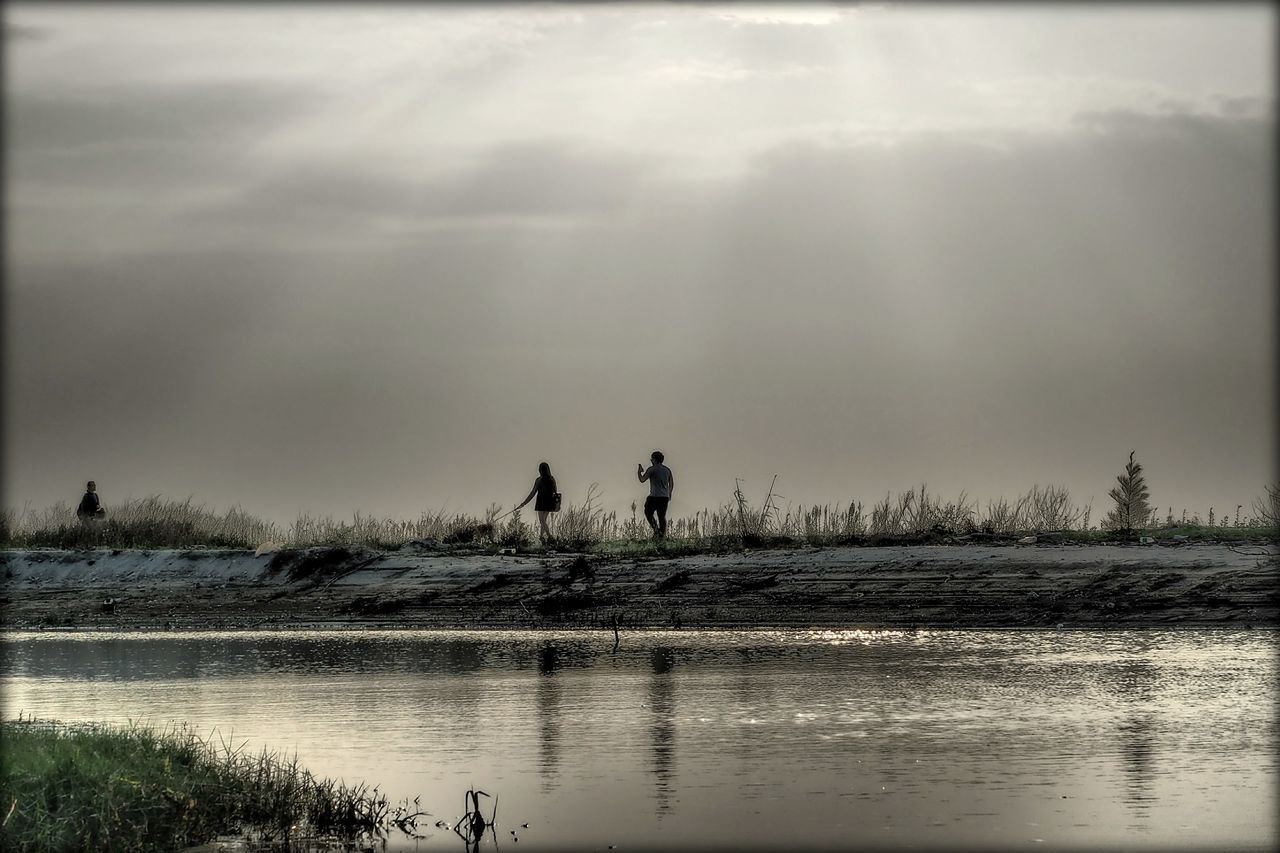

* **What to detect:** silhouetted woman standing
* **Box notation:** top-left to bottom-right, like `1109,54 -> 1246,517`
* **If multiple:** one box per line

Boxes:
515,461 -> 559,546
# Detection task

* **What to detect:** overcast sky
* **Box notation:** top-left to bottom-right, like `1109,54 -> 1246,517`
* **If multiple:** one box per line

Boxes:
5,3 -> 1275,525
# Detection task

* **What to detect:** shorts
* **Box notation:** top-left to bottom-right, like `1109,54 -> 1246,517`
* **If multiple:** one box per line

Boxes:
644,496 -> 670,514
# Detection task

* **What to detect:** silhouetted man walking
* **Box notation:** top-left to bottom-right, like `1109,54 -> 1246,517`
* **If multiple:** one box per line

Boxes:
637,451 -> 674,539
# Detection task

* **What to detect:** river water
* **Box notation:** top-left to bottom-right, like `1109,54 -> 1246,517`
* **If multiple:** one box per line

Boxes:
2,629 -> 1275,851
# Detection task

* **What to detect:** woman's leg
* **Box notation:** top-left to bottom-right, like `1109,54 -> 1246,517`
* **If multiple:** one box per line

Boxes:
537,510 -> 552,544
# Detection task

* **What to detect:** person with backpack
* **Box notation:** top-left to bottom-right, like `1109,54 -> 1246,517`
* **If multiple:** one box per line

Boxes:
76,480 -> 106,524
515,461 -> 560,546
637,451 -> 674,539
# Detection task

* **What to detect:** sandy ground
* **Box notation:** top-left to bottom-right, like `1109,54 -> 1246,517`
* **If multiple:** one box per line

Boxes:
1,542 -> 1276,631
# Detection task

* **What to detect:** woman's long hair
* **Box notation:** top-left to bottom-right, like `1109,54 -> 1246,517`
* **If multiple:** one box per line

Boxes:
538,461 -> 556,491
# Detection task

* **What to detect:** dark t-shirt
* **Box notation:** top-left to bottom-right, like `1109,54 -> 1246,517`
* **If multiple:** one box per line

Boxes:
77,491 -> 101,517
643,464 -> 673,498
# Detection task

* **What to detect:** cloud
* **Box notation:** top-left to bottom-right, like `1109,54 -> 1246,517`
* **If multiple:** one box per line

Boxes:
4,21 -> 51,41
4,7 -> 1272,519
709,5 -> 850,27
9,107 -> 1271,514
1071,104 -> 1274,137
189,138 -> 662,237
7,259 -> 272,435
439,140 -> 659,216
627,106 -> 1273,436
645,58 -> 826,83
1211,93 -> 1271,117
7,81 -> 324,152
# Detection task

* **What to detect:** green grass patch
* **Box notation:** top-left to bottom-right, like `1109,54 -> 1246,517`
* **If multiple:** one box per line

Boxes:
0,717 -> 413,853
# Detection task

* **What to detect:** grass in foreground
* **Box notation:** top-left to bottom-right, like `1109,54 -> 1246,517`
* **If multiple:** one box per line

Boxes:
0,716 -> 411,853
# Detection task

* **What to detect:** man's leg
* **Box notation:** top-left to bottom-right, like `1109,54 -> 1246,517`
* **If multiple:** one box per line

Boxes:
644,497 -> 659,536
656,498 -> 668,539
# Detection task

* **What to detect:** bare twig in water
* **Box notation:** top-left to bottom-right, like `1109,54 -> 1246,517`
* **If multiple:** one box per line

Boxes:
453,786 -> 498,845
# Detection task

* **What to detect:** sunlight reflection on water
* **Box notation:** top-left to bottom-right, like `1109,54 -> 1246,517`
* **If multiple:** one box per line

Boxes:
2,629 -> 1275,851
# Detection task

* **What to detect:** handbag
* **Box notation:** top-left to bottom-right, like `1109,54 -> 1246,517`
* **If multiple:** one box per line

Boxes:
552,492 -> 562,512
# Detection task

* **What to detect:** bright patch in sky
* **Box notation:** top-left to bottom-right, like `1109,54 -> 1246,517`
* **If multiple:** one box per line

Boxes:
710,5 -> 849,26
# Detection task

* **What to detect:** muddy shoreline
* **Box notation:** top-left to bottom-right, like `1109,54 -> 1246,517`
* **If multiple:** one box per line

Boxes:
2,543 -> 1276,631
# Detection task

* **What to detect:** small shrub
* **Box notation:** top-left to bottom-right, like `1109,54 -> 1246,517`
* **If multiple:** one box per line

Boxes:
1102,451 -> 1154,533
1253,483 -> 1280,528
499,509 -> 531,549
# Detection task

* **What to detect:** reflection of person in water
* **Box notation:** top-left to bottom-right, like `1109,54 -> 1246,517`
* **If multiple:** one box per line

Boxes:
649,647 -> 676,814
1107,656 -> 1160,817
538,644 -> 560,676
536,644 -> 562,790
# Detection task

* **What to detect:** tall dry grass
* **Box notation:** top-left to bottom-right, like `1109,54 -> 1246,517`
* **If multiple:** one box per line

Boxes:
2,497 -> 276,550
286,505 -> 506,548
553,484 -> 617,550
3,480 -> 1274,552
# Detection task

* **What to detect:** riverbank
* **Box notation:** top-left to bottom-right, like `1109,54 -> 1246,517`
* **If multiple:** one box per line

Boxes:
3,542 -> 1275,631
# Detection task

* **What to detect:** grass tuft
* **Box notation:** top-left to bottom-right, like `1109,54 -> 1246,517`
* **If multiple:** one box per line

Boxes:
0,716 -> 416,853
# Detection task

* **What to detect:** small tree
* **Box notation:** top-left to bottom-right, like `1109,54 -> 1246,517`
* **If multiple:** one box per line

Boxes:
1103,450 -> 1152,533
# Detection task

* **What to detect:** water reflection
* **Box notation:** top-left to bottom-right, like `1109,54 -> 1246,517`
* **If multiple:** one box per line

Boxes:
1,629 -> 1274,852
1106,656 -> 1161,825
728,646 -> 769,790
649,647 -> 677,815
536,643 -> 561,790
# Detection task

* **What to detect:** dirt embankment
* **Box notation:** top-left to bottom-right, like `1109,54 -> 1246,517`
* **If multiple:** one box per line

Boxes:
2,543 -> 1276,631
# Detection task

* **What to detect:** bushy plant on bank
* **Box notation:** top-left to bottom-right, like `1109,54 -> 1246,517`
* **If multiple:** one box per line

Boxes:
4,478 -> 1276,553
0,717 -> 408,853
